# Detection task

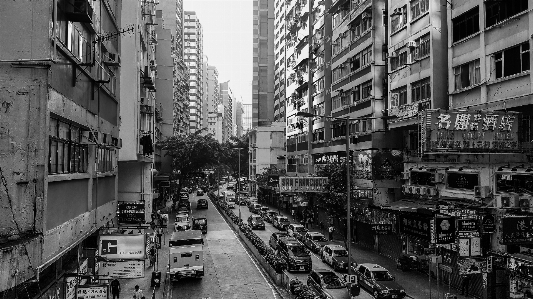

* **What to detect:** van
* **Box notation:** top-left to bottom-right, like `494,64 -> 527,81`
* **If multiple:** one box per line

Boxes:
168,231 -> 204,281
224,191 -> 236,208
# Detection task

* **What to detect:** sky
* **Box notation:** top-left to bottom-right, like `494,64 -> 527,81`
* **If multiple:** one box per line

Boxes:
184,0 -> 253,104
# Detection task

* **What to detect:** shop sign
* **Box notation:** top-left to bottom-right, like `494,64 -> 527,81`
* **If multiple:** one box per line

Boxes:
279,176 -> 329,193
481,215 -> 496,233
434,216 -> 456,244
268,175 -> 280,187
65,259 -> 88,299
389,99 -> 430,120
371,223 -> 392,235
440,248 -> 455,267
446,172 -> 479,190
313,152 -> 347,164
458,258 -> 488,274
501,216 -> 533,245
117,201 -> 145,224
459,237 -> 481,257
508,257 -> 533,280
457,218 -> 479,238
353,188 -> 373,199
421,110 -> 520,153
399,213 -> 432,241
76,285 -> 107,299
98,260 -> 145,278
98,234 -> 145,260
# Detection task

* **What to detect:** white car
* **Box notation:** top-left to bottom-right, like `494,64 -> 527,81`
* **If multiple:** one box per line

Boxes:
287,224 -> 308,240
174,214 -> 191,231
321,244 -> 351,272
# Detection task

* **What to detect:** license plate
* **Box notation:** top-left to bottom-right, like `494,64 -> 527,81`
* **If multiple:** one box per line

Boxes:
300,266 -> 304,270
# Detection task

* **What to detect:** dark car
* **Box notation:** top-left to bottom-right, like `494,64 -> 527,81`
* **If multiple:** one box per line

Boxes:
278,238 -> 312,272
259,206 -> 270,216
356,263 -> 406,299
247,214 -> 266,230
264,210 -> 279,223
307,269 -> 349,299
287,224 -> 308,240
273,215 -> 291,230
192,217 -> 207,234
197,198 -> 208,209
196,189 -> 204,196
269,232 -> 291,250
249,203 -> 262,214
302,232 -> 329,254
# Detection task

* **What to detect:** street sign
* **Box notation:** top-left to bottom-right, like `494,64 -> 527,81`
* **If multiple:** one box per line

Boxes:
342,274 -> 357,284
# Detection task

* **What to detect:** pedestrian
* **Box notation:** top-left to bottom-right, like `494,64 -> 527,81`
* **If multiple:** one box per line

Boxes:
110,278 -> 120,299
132,285 -> 143,299
319,221 -> 324,231
291,209 -> 295,220
328,225 -> 335,241
460,273 -> 471,296
306,217 -> 311,229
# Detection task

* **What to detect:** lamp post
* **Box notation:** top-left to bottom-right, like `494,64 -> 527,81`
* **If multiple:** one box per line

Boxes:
234,147 -> 245,220
295,111 -> 396,277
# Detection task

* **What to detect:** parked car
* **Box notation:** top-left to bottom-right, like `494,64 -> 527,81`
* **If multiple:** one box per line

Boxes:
287,224 -> 308,240
249,203 -> 262,214
196,189 -> 204,196
180,192 -> 189,200
269,232 -> 291,251
264,210 -> 279,223
247,214 -> 266,230
259,206 -> 270,216
307,269 -> 349,299
196,198 -> 208,209
355,263 -> 406,299
278,237 -> 312,272
273,215 -> 291,230
321,244 -> 355,272
246,197 -> 258,207
302,232 -> 329,254
174,214 -> 191,231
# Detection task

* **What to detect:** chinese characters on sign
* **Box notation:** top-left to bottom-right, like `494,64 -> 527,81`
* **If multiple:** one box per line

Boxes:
501,217 -> 533,244
434,216 -> 456,244
279,177 -> 329,193
389,99 -> 431,120
98,234 -> 146,260
371,224 -> 392,235
76,286 -> 107,299
117,201 -> 145,224
421,110 -> 520,152
399,214 -> 433,241
98,260 -> 145,278
457,218 -> 480,238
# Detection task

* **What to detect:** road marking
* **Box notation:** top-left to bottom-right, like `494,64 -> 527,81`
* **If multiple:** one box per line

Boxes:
208,194 -> 282,299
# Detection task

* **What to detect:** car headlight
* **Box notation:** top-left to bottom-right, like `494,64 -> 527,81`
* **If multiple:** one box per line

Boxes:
381,289 -> 389,294
400,289 -> 405,293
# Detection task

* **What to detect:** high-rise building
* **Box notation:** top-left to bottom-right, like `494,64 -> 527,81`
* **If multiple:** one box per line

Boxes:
274,0 -> 288,123
184,11 -> 206,133
236,101 -> 244,137
252,0 -> 276,128
0,0 -> 123,296
206,65 -> 223,142
243,103 -> 253,133
220,81 -> 235,143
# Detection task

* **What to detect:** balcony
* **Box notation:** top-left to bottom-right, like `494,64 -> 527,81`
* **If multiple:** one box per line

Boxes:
140,105 -> 153,115
65,0 -> 93,23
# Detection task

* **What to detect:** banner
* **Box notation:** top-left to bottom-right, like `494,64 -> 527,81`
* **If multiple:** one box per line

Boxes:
98,234 -> 145,260
279,176 -> 328,193
399,213 -> 433,241
501,216 -> 533,244
98,260 -> 145,278
76,286 -> 107,299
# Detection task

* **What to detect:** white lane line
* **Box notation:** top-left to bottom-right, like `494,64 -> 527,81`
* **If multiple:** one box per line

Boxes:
208,195 -> 282,299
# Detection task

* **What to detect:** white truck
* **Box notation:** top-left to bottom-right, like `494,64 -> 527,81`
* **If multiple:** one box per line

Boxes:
224,191 -> 236,208
168,231 -> 204,281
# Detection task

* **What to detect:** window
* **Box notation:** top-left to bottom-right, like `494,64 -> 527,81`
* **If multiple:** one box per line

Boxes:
361,46 -> 372,66
331,94 -> 349,110
410,0 -> 429,20
452,7 -> 479,42
361,80 -> 372,99
48,118 -> 89,175
390,86 -> 407,107
313,128 -> 325,141
350,54 -> 360,71
313,77 -> 325,94
391,5 -> 407,33
352,85 -> 360,103
413,34 -> 430,60
411,77 -> 431,102
391,50 -> 408,71
454,59 -> 481,90
492,42 -> 530,80
486,0 -> 527,27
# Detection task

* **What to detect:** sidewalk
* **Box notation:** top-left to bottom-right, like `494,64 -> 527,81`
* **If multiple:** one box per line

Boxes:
261,201 -> 473,299
115,199 -> 173,299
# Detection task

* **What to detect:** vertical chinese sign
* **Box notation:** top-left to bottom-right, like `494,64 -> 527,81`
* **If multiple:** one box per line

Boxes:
420,110 -> 521,152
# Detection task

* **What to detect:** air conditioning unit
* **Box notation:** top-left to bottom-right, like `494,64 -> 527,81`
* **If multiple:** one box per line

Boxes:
474,186 -> 491,198
402,171 -> 410,180
361,12 -> 371,19
104,53 -> 121,66
519,196 -> 533,211
406,41 -> 417,48
420,186 -> 427,195
428,187 -> 438,196
496,194 -> 519,208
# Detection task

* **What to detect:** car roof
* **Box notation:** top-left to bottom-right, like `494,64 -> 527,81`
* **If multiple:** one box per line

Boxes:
314,269 -> 336,276
290,224 -> 304,228
307,231 -> 324,236
326,244 -> 346,249
359,263 -> 387,271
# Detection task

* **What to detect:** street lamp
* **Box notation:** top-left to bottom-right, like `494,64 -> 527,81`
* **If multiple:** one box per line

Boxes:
233,147 -> 245,220
295,111 -> 396,277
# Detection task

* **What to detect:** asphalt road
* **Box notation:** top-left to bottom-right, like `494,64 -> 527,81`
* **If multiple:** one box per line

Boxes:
168,193 -> 282,299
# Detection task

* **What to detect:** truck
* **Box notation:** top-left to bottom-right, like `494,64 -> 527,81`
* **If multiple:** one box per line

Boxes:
224,191 -> 236,208
168,230 -> 204,281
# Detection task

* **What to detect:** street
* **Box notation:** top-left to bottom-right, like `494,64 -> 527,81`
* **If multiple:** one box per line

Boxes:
167,193 -> 281,299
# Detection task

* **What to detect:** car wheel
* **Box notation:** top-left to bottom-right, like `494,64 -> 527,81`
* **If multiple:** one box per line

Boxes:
373,290 -> 379,298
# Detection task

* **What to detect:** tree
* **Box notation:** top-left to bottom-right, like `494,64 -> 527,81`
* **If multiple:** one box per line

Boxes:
220,133 -> 251,179
316,161 -> 352,219
256,166 -> 285,188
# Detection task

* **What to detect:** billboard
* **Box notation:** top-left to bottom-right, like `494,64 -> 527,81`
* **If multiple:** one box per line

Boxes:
76,286 -> 107,299
421,110 -> 521,152
98,260 -> 145,278
279,176 -> 328,193
117,201 -> 145,224
501,216 -> 533,244
98,234 -> 145,260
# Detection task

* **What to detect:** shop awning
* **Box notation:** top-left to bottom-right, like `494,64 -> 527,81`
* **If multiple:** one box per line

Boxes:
380,199 -> 439,213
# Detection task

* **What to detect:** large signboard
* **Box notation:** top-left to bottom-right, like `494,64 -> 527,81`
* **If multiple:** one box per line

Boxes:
434,216 -> 456,244
98,234 -> 145,260
399,213 -> 433,241
76,286 -> 107,299
421,110 -> 520,152
117,201 -> 145,224
65,259 -> 88,299
279,177 -> 328,193
98,260 -> 145,278
502,216 -> 533,245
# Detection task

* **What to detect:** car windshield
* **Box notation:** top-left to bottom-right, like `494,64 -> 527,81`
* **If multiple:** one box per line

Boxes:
176,216 -> 188,222
253,217 -> 263,222
333,249 -> 348,257
295,227 -> 307,232
194,219 -> 206,225
279,217 -> 289,223
289,245 -> 309,257
312,235 -> 327,242
322,274 -> 344,289
373,271 -> 394,281
268,212 -> 278,216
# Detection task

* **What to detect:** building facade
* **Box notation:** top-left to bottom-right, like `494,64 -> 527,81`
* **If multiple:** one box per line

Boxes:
243,103 -> 253,133
206,65 -> 223,141
184,11 -> 206,133
248,122 -> 287,188
0,0 -> 122,297
253,0 -> 276,128
235,101 -> 244,137
220,81 -> 235,143
274,0 -> 288,123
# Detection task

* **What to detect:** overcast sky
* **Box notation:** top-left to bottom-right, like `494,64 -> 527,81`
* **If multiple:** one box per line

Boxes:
184,0 -> 252,104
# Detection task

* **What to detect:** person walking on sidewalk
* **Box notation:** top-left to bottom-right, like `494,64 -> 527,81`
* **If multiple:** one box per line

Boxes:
328,225 -> 335,241
132,285 -> 144,299
110,278 -> 120,299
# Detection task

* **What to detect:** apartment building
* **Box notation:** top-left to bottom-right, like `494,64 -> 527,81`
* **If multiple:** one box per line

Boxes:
206,65 -> 223,141
253,0 -> 276,128
220,81 -> 235,143
236,101 -> 245,137
274,0 -> 288,122
173,0 -> 190,135
243,103 -> 254,133
184,11 -> 206,133
0,0 -> 122,297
